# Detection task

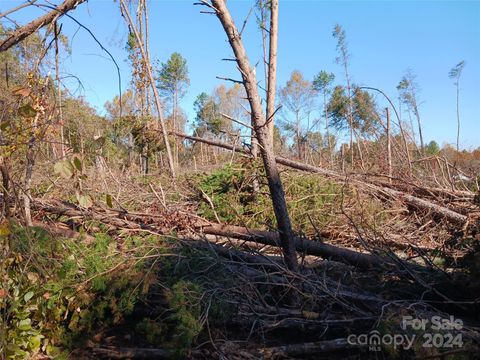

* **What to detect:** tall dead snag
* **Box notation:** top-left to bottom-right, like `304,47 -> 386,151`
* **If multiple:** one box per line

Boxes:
207,0 -> 298,271
386,107 -> 392,184
266,0 -> 278,144
119,0 -> 175,178
54,22 -> 66,159
0,0 -> 86,52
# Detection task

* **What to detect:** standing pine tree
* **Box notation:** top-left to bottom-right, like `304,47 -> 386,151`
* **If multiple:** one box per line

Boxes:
157,52 -> 190,166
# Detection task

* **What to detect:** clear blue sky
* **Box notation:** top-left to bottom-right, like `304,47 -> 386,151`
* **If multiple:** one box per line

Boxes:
2,0 -> 479,149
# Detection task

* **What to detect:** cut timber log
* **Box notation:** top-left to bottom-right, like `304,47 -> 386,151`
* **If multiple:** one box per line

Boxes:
174,132 -> 468,226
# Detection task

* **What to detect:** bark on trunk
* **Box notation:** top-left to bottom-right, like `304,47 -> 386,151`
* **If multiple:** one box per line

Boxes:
54,22 -> 66,159
210,0 -> 298,271
23,143 -> 35,226
202,224 -> 393,269
266,0 -> 278,144
413,103 -> 425,156
386,107 -> 392,183
456,83 -> 460,152
0,157 -> 10,219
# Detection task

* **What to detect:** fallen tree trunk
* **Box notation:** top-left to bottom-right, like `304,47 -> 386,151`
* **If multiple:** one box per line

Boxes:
174,132 -> 468,226
370,178 -> 474,200
32,198 -> 428,272
186,236 -> 285,271
32,220 -> 95,243
275,157 -> 468,225
202,224 -> 394,269
32,198 -> 206,233
32,200 -> 146,230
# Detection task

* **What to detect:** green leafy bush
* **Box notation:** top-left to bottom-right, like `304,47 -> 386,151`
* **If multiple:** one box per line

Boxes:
0,225 -> 150,358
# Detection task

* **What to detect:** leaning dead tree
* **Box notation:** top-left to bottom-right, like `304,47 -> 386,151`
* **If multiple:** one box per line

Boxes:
0,0 -> 87,52
202,0 -> 298,271
119,0 -> 176,178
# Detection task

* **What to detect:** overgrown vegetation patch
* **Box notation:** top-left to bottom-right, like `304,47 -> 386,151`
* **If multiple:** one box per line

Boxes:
0,225 -> 210,358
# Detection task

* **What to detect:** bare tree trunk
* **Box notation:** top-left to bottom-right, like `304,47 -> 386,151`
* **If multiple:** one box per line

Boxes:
210,0 -> 298,271
54,22 -> 66,159
343,63 -> 354,167
357,86 -> 410,175
251,118 -> 260,192
386,107 -> 392,184
119,0 -> 175,178
274,157 -> 468,225
0,157 -> 10,219
266,0 -> 278,145
456,83 -> 460,153
398,114 -> 412,177
127,132 -> 134,167
24,139 -> 35,226
136,0 -> 145,116
296,113 -> 301,159
324,92 -> 333,165
143,0 -> 151,112
203,224 -> 391,269
353,131 -> 365,170
413,103 -> 425,156
173,86 -> 179,167
259,0 -> 268,91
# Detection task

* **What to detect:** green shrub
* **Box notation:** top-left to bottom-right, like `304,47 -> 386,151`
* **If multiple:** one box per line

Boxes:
197,163 -> 249,222
196,163 -> 343,235
168,281 -> 203,358
0,224 -> 152,358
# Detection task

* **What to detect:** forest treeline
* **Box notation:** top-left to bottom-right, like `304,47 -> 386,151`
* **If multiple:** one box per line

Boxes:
1,20 -> 478,184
